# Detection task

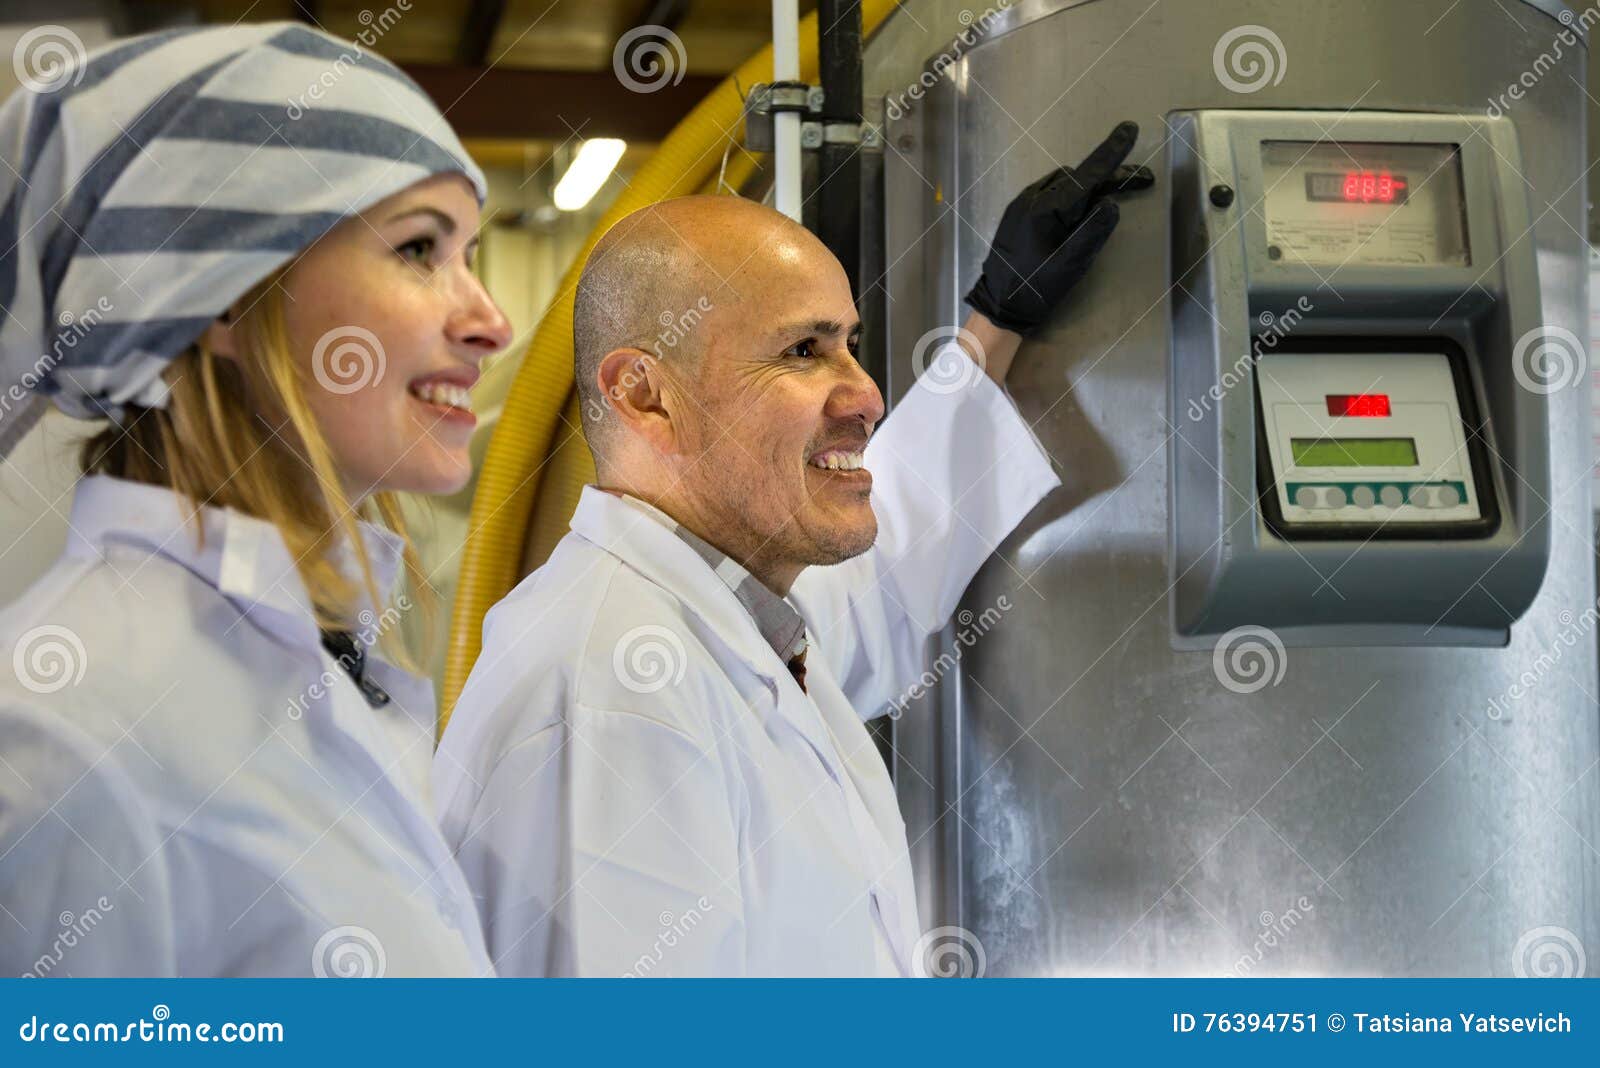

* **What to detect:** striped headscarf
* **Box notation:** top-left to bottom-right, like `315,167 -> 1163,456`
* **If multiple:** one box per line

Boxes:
0,21 -> 486,456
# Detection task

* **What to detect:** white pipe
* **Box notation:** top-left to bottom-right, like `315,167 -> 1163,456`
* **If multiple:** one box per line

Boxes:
772,0 -> 802,221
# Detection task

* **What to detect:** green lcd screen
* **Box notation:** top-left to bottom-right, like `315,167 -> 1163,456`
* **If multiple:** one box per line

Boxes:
1291,437 -> 1419,468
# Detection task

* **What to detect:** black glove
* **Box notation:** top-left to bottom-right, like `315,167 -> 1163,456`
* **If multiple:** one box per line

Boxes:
965,120 -> 1154,336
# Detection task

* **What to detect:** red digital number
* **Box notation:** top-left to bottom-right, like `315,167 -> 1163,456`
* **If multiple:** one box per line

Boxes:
1342,171 -> 1404,203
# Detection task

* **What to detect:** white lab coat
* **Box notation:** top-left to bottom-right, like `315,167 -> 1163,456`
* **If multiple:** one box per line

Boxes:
434,373 -> 1059,976
0,476 -> 492,977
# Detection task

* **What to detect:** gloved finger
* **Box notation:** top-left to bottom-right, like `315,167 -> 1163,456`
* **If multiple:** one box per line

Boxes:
1070,121 -> 1140,194
1019,163 -> 1073,203
1093,164 -> 1155,198
1055,197 -> 1121,258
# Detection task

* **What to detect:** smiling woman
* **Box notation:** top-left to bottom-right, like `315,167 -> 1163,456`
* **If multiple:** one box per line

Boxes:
0,22 -> 510,977
78,174 -> 511,641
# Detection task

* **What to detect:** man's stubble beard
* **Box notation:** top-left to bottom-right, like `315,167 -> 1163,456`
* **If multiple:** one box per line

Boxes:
688,449 -> 876,575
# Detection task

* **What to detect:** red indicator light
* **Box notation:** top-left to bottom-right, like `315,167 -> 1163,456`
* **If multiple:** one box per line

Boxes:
1341,171 -> 1406,203
1326,394 -> 1392,417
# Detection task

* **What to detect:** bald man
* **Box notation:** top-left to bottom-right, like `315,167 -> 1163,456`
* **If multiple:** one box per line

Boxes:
435,123 -> 1152,976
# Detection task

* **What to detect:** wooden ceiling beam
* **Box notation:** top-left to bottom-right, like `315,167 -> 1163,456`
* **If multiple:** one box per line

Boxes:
401,63 -> 723,142
457,0 -> 509,66
625,0 -> 694,35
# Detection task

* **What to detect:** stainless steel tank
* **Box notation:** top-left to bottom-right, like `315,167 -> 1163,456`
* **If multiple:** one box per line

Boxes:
868,0 -> 1598,976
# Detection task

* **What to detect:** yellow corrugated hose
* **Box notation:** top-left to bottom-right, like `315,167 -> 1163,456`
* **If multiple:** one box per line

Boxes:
440,1 -> 899,734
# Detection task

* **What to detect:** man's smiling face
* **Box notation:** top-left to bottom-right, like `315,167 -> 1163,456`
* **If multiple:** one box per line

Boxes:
669,222 -> 885,588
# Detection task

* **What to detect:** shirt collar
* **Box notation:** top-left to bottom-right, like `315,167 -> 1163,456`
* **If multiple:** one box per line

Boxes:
65,475 -> 406,649
610,492 -> 808,663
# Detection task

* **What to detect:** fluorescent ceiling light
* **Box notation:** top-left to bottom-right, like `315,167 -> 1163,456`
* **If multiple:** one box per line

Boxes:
553,139 -> 627,211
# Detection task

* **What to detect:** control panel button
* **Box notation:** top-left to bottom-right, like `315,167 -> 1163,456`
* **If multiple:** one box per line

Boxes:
1379,485 -> 1403,507
1436,484 -> 1461,508
1351,485 -> 1376,508
1295,486 -> 1318,509
1322,486 -> 1347,508
1408,485 -> 1429,507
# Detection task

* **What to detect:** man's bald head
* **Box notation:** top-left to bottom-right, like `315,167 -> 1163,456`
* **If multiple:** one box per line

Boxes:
572,195 -> 828,455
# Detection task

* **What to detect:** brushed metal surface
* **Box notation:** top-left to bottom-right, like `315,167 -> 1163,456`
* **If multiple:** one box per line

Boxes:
874,0 -> 1598,976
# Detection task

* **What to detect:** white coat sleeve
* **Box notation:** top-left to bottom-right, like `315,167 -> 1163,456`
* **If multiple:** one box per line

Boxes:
447,705 -> 747,977
0,703 -> 179,977
790,373 -> 1059,720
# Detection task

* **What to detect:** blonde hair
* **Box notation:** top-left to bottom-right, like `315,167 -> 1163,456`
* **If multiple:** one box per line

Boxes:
80,273 -> 433,670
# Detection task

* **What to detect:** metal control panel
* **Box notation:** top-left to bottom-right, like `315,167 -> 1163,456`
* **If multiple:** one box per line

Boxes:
1169,110 -> 1549,644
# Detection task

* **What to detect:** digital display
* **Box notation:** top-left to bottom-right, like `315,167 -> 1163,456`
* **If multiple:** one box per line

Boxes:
1305,172 -> 1409,204
1260,141 -> 1469,267
1291,437 -> 1418,468
1326,394 -> 1392,417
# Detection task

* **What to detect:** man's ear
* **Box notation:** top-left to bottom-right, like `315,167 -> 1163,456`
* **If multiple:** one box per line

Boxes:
200,309 -> 238,360
595,347 -> 678,453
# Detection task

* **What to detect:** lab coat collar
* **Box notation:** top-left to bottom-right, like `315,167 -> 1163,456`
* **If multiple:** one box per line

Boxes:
65,475 -> 406,652
569,485 -> 799,687
611,492 -> 808,664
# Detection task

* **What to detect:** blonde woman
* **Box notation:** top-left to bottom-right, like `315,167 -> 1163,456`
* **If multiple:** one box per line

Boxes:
0,23 -> 511,976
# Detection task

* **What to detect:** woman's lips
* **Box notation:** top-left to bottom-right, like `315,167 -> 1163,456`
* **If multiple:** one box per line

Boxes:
409,379 -> 476,428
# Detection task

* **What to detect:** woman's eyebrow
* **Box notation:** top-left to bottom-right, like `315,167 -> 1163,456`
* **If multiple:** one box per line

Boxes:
383,206 -> 458,233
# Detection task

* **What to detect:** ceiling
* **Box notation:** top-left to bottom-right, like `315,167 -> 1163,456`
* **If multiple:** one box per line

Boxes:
0,0 -> 808,198
170,0 -> 816,73
113,0 -> 813,148
121,1 -> 812,127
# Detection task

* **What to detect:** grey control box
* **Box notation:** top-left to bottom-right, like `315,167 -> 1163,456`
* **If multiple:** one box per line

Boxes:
1168,110 -> 1550,647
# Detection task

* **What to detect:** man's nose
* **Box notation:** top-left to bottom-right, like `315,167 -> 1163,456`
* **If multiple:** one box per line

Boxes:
827,351 -> 885,429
